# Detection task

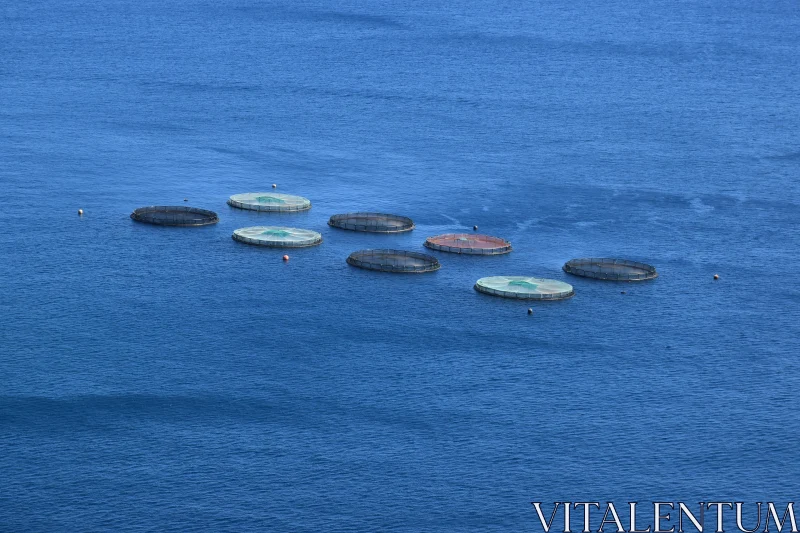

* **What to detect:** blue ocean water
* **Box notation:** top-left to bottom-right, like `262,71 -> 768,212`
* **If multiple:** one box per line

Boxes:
1,0 -> 799,530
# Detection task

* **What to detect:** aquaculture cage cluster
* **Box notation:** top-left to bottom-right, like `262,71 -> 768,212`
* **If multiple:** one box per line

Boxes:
424,233 -> 512,255
563,258 -> 658,281
130,206 -> 219,226
474,276 -> 575,300
228,192 -> 311,212
232,226 -> 322,248
129,189 -> 660,302
347,249 -> 440,273
329,212 -> 415,233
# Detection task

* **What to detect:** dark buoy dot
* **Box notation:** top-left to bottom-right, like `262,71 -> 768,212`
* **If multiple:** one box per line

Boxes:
272,184 -> 277,188
184,198 -> 188,202
621,291 -> 626,294
282,254 -> 289,261
713,274 -> 719,280
473,225 -> 478,231
78,209 -> 83,216
527,308 -> 533,315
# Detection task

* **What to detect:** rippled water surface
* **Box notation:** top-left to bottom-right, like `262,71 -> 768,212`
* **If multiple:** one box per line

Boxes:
2,0 -> 799,531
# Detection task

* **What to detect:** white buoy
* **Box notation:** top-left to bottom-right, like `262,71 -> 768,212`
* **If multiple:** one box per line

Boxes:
527,308 -> 533,315
473,225 -> 478,231
713,274 -> 719,280
283,255 -> 289,261
272,184 -> 277,189
78,209 -> 83,216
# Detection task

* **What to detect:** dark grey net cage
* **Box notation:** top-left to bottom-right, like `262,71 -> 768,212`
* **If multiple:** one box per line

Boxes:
563,258 -> 658,281
347,249 -> 440,273
329,212 -> 414,233
131,206 -> 219,226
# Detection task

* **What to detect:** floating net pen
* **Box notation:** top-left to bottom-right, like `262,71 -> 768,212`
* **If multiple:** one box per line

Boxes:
232,226 -> 322,248
346,249 -> 440,273
130,206 -> 219,226
228,192 -> 311,213
474,276 -> 574,300
563,258 -> 657,281
329,212 -> 414,233
424,233 -> 512,255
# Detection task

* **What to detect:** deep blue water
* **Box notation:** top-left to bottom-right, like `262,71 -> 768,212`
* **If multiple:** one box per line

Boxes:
2,0 -> 800,531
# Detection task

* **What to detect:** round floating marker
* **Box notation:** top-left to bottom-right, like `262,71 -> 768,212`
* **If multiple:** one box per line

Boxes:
183,198 -> 188,202
563,258 -> 657,281
78,209 -> 83,216
473,225 -> 478,231
714,274 -> 719,280
424,233 -> 512,255
527,308 -> 533,315
474,276 -> 574,300
283,255 -> 289,261
232,226 -> 322,248
131,206 -> 219,226
347,249 -> 439,273
272,184 -> 277,189
329,212 -> 414,233
228,192 -> 311,212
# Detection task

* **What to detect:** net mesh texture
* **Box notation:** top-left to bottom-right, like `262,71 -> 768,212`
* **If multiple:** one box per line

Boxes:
563,258 -> 658,281
131,206 -> 219,226
329,212 -> 414,233
232,226 -> 322,248
424,233 -> 512,255
347,249 -> 440,273
228,192 -> 311,212
474,276 -> 574,300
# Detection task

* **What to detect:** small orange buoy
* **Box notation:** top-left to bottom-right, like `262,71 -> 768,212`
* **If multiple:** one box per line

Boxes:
283,255 -> 289,261
78,209 -> 83,216
713,274 -> 719,280
272,184 -> 277,188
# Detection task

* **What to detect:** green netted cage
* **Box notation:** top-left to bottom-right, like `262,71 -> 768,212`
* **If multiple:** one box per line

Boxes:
232,226 -> 322,248
329,212 -> 414,233
474,276 -> 574,300
130,206 -> 219,226
563,258 -> 658,281
424,233 -> 512,255
347,249 -> 440,273
228,192 -> 311,212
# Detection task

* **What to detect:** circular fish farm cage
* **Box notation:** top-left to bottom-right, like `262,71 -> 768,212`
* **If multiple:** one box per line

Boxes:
130,206 -> 219,226
474,276 -> 574,300
227,192 -> 311,212
232,226 -> 322,248
424,233 -> 512,255
563,258 -> 658,281
347,249 -> 440,273
328,212 -> 414,233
